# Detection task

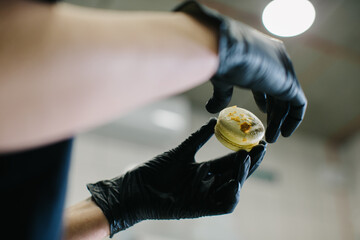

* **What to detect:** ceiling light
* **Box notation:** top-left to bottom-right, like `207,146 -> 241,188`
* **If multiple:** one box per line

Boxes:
262,0 -> 316,37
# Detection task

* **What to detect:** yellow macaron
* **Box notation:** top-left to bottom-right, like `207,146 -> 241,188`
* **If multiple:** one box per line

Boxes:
215,106 -> 265,151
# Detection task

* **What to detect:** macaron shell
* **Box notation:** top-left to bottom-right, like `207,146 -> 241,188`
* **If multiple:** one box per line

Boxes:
215,106 -> 264,151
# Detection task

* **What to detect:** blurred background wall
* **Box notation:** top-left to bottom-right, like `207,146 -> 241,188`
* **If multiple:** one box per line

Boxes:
63,0 -> 360,239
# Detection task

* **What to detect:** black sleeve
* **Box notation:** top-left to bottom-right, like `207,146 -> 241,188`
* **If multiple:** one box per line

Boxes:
0,138 -> 74,240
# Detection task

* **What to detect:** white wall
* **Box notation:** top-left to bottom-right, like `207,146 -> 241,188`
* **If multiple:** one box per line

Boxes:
65,102 -> 354,240
339,132 -> 360,240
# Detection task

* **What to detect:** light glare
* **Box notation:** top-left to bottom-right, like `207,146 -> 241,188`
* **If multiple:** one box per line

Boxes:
262,0 -> 316,37
151,109 -> 185,131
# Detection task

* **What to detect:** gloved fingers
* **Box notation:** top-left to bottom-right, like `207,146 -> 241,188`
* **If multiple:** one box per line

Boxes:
191,163 -> 214,198
177,118 -> 217,158
210,151 -> 249,186
208,152 -> 250,215
207,152 -> 239,174
238,153 -> 251,187
252,91 -> 267,113
277,48 -> 307,137
265,97 -> 290,143
206,79 -> 234,113
211,180 -> 239,215
206,152 -> 247,195
247,141 -> 267,179
281,95 -> 307,137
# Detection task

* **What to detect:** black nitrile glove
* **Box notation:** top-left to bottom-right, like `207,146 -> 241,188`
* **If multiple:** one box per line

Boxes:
174,1 -> 307,143
87,118 -> 266,237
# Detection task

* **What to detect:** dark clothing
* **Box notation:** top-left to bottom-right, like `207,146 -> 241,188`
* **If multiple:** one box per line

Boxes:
0,139 -> 73,240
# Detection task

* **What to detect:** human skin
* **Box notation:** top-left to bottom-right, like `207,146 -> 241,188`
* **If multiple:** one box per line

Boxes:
63,199 -> 110,240
0,0 -> 218,153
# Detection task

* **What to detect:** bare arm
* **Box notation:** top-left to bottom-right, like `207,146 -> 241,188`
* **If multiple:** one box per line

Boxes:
63,198 -> 110,240
0,1 -> 218,152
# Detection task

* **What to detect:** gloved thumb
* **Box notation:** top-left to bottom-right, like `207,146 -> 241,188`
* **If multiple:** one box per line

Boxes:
206,79 -> 233,113
177,118 -> 217,156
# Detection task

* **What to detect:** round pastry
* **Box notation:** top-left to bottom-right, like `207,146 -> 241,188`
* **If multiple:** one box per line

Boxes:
215,106 -> 265,151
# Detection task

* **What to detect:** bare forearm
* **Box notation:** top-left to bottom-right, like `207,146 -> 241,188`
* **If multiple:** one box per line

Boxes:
63,198 -> 110,240
0,1 -> 218,152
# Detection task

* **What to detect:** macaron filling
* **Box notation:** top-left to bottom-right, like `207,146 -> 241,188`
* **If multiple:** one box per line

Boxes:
215,124 -> 258,151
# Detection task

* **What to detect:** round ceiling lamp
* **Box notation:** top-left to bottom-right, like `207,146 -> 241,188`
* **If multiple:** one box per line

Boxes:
262,0 -> 316,37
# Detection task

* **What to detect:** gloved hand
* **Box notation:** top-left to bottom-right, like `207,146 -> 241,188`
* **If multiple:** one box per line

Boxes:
174,1 -> 307,143
87,118 -> 266,237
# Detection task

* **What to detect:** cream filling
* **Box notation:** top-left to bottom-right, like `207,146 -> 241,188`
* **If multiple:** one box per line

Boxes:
215,126 -> 257,149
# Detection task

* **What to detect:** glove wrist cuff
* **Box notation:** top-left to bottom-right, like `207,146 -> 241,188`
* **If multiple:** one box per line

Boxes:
173,0 -> 222,27
173,1 -> 242,79
87,182 -> 131,238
